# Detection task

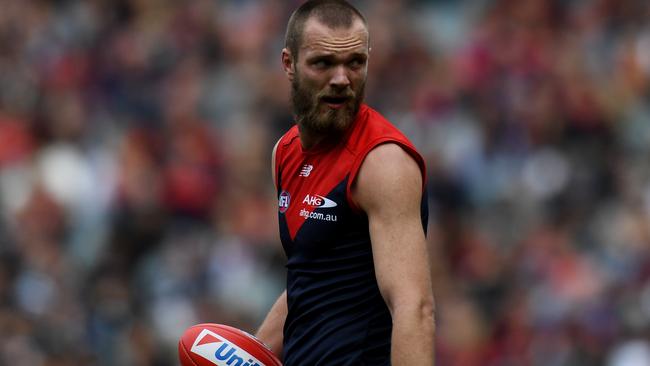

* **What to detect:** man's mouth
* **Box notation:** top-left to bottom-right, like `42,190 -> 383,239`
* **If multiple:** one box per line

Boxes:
321,96 -> 350,108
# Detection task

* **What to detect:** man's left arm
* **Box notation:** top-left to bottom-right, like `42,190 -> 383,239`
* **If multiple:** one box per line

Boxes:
353,143 -> 435,365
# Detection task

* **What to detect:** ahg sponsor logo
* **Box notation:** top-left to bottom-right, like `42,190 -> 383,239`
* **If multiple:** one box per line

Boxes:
302,194 -> 337,208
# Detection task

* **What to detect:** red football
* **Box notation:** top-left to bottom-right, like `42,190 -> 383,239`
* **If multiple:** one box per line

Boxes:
178,323 -> 282,366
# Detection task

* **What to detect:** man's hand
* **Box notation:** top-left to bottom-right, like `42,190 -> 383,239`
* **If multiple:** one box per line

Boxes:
255,290 -> 287,360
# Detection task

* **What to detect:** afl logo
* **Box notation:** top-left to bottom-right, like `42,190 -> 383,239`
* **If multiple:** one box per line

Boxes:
278,191 -> 290,213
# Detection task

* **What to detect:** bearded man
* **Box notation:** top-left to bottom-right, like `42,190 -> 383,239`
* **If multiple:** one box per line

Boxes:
256,1 -> 435,365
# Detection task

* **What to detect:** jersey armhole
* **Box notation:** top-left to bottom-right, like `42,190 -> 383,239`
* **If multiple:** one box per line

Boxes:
345,139 -> 427,213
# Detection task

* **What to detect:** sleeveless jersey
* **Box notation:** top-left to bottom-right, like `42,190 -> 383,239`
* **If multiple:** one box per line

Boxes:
275,104 -> 428,365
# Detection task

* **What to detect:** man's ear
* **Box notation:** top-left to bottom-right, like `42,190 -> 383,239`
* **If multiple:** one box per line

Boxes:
281,48 -> 295,81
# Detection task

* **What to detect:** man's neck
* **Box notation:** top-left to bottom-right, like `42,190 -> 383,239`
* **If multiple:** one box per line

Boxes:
298,124 -> 343,151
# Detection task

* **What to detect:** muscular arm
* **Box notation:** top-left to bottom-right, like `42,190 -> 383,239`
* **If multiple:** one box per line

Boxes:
353,143 -> 435,365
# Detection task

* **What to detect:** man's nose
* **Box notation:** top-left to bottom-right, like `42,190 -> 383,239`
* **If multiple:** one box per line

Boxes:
329,65 -> 350,89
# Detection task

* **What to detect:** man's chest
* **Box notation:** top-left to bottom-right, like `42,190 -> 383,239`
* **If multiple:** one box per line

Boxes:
277,149 -> 360,255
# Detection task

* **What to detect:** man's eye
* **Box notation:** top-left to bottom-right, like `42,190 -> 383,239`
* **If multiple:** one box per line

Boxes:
313,60 -> 330,68
349,59 -> 365,68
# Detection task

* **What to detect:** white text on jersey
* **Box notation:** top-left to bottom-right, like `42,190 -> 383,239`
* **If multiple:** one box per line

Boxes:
302,194 -> 337,208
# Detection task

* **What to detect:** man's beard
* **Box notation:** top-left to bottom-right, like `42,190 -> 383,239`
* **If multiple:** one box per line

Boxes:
291,73 -> 365,136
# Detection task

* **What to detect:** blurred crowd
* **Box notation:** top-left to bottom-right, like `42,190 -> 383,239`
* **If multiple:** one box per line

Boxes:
1,0 -> 650,365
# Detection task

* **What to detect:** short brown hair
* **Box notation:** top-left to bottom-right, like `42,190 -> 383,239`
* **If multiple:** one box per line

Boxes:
285,0 -> 367,60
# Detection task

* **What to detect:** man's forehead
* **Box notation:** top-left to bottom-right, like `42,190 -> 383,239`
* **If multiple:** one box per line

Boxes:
300,17 -> 369,54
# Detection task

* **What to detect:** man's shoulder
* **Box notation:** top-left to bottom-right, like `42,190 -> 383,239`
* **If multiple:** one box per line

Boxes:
346,105 -> 426,189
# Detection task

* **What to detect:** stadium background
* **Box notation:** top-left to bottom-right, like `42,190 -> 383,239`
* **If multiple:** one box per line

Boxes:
1,0 -> 650,365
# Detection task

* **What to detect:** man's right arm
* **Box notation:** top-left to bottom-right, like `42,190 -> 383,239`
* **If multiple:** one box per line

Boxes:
255,290 -> 287,360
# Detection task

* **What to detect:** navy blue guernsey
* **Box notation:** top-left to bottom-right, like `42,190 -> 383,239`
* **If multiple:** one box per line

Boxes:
275,105 -> 428,365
